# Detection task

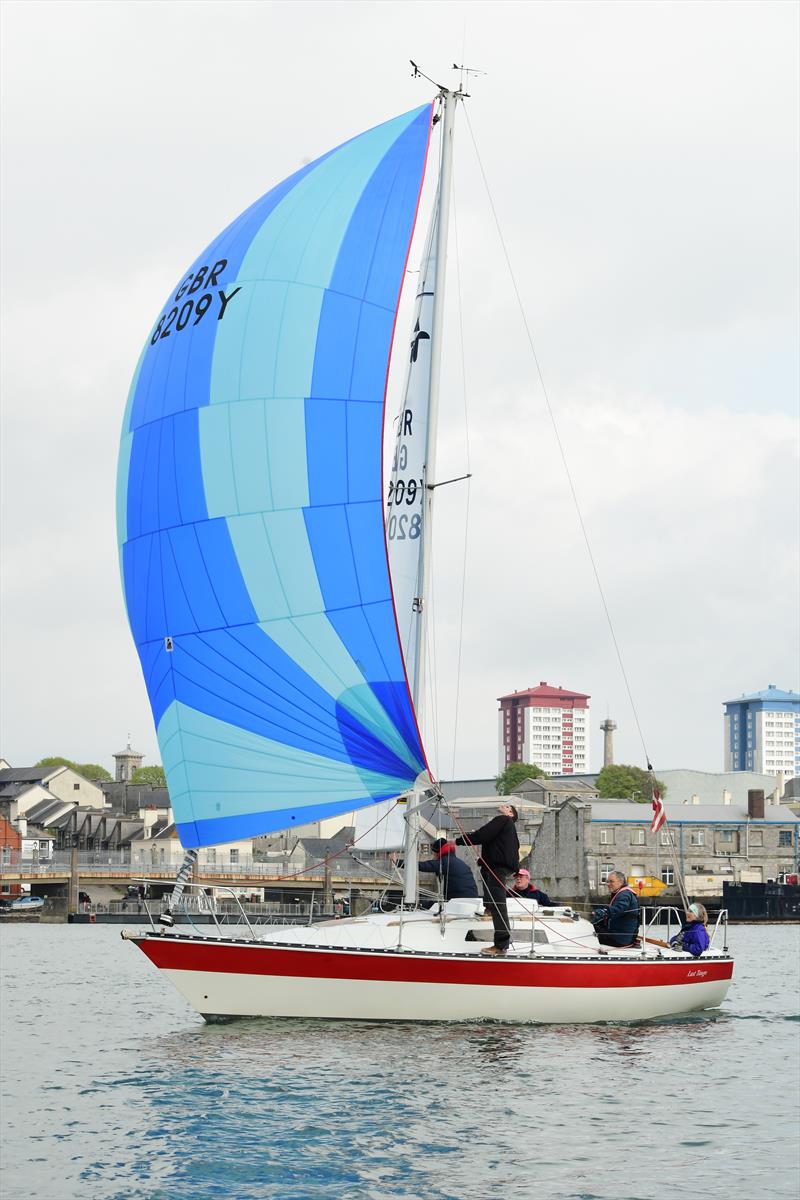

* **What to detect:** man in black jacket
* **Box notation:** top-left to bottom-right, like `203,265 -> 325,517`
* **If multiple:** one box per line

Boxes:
456,803 -> 520,955
418,838 -> 479,900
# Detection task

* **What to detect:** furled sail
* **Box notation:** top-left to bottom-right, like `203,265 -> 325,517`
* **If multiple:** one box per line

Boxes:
117,106 -> 433,847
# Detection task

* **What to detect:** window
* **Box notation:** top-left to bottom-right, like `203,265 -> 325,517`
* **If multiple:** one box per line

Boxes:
718,830 -> 734,843
630,829 -> 645,845
600,829 -> 614,845
778,830 -> 792,847
599,863 -> 614,883
660,830 -> 671,845
690,830 -> 705,846
73,783 -> 80,790
229,848 -> 240,864
661,865 -> 674,885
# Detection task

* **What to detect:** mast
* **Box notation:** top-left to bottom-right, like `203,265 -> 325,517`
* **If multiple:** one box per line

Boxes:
403,86 -> 458,907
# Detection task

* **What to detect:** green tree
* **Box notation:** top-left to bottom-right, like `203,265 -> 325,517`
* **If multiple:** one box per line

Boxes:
131,765 -> 167,787
595,764 -> 665,802
35,756 -> 111,782
76,763 -> 112,782
495,761 -> 548,795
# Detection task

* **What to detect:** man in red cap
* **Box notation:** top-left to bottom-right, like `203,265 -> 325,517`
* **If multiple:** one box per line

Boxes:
511,869 -> 551,905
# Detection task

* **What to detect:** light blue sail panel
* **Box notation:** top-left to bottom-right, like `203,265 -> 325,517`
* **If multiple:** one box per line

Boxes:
118,105 -> 433,847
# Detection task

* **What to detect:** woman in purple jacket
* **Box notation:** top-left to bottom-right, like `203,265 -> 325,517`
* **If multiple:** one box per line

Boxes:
670,903 -> 711,957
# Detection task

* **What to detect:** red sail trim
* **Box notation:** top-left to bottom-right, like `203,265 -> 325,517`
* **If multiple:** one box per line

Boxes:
379,99 -> 436,784
135,937 -> 733,990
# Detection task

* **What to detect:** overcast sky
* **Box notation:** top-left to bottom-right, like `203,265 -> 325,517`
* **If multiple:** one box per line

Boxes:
1,0 -> 797,782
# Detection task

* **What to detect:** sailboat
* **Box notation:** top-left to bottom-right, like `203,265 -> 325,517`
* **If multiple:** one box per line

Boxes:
117,77 -> 733,1022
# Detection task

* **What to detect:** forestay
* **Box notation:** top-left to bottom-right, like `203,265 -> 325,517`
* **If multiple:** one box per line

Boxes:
117,105 -> 433,847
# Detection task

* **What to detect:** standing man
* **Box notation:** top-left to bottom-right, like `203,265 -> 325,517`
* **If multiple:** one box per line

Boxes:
591,870 -> 640,947
418,838 -> 479,900
511,869 -> 551,905
456,803 -> 520,956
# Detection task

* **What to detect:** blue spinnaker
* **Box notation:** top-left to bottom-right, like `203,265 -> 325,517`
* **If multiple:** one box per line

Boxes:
117,105 -> 432,847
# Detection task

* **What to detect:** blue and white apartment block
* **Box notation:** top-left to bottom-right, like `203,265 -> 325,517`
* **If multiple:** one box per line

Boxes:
724,685 -> 800,779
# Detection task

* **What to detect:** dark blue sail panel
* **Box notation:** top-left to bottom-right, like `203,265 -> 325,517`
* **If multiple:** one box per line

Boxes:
118,106 -> 432,847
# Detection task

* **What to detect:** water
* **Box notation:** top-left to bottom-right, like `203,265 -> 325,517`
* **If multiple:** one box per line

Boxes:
1,924 -> 798,1200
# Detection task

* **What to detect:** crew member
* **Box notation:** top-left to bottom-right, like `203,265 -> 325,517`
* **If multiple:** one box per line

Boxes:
512,869 -> 551,905
456,803 -> 520,956
418,838 -> 479,901
670,902 -> 710,957
592,870 -> 639,947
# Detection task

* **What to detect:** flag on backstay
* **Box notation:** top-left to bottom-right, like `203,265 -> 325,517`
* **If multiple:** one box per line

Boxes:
650,788 -> 666,834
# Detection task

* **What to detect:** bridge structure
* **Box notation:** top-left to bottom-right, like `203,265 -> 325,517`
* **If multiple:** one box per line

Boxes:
0,855 -> 394,906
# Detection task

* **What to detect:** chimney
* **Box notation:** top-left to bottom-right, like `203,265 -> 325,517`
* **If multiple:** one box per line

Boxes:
747,789 -> 765,820
600,718 -> 617,767
691,794 -> 700,806
722,789 -> 732,806
139,807 -> 159,837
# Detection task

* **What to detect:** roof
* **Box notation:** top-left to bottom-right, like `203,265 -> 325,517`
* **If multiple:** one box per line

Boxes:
0,766 -> 62,784
657,769 -> 782,806
152,822 -> 178,839
24,797 -> 75,824
439,774 -> 600,803
498,682 -> 590,703
0,781 -> 47,800
591,800 -> 799,825
513,777 -> 598,795
724,684 -> 799,706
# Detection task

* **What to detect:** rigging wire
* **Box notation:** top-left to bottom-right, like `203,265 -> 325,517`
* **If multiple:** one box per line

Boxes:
462,106 -> 654,775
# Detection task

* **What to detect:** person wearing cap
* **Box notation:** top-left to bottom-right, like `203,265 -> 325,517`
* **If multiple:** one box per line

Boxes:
670,902 -> 710,957
417,838 -> 479,901
511,869 -> 551,905
455,803 -> 520,956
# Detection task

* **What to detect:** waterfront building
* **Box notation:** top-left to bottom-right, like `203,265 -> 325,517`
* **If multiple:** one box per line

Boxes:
0,816 -> 21,864
528,793 -> 799,901
0,764 -> 108,822
128,817 -> 256,869
498,682 -> 590,774
723,685 -> 800,777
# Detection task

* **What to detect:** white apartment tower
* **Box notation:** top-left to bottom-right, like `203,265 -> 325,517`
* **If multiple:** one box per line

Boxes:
723,685 -> 800,778
498,682 -> 590,775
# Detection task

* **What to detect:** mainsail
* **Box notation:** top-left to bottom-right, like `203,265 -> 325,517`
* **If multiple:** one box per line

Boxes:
117,105 -> 433,847
386,195 -> 439,704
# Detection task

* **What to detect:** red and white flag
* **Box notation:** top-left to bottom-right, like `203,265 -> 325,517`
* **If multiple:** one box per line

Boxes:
650,788 -> 666,834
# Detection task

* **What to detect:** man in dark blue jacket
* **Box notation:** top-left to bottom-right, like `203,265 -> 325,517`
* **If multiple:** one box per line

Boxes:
592,870 -> 639,947
418,839 -> 479,900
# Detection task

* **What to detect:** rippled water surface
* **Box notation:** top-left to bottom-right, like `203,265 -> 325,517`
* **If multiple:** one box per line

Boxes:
1,923 -> 798,1199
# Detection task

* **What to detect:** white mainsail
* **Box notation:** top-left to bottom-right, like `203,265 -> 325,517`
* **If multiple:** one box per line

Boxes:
386,195 -> 440,708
